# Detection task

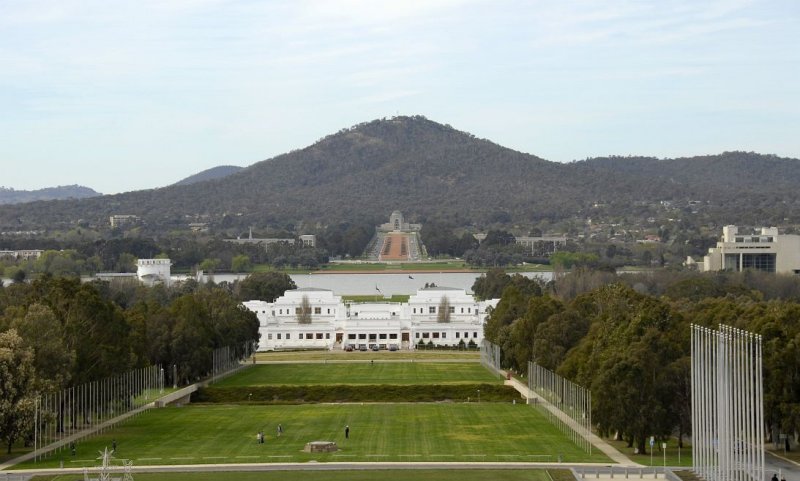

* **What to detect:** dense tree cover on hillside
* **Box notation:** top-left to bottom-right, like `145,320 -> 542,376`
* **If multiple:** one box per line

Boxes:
1,117 -> 798,233
480,268 -> 800,454
0,276 -> 259,452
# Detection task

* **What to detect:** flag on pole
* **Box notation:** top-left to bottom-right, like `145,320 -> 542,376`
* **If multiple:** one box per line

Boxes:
408,275 -> 414,279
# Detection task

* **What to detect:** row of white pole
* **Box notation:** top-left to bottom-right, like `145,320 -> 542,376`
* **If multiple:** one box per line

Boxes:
33,365 -> 164,462
691,324 -> 764,481
529,361 -> 593,454
210,342 -> 255,383
479,340 -> 501,371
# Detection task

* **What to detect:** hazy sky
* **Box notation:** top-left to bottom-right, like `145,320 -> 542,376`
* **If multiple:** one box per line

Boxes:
1,0 -> 798,194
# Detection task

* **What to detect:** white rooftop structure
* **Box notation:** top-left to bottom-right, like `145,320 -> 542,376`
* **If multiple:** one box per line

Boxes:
699,225 -> 800,274
243,286 -> 499,351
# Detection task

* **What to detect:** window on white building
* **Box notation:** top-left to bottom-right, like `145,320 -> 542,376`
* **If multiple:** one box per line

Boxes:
389,334 -> 398,339
449,306 -> 455,313
348,334 -> 356,340
415,333 -> 420,339
325,333 -> 330,339
268,333 -> 272,340
327,309 -> 331,314
473,332 -> 478,338
316,333 -> 323,339
429,306 -> 436,314
423,332 -> 429,339
298,333 -> 304,339
315,307 -> 321,314
442,332 -> 446,338
456,332 -> 460,338
286,334 -> 291,340
433,332 -> 440,339
379,334 -> 387,339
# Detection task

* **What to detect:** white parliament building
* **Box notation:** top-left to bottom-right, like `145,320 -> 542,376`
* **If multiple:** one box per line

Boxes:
243,287 -> 499,351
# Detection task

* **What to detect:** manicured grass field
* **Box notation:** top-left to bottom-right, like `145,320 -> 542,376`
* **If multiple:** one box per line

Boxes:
254,350 -> 480,362
17,403 -> 609,469
215,363 -> 501,387
31,469 -> 558,481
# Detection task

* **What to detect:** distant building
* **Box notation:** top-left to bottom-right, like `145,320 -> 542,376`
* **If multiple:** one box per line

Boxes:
378,211 -> 422,233
0,249 -> 44,260
243,286 -> 498,352
110,214 -> 140,228
514,236 -> 567,255
367,211 -> 425,261
137,258 -> 171,286
474,233 -> 567,256
698,225 -> 800,274
225,228 -> 315,248
188,222 -> 209,233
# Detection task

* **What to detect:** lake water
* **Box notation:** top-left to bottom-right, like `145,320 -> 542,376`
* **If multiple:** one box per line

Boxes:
2,271 -> 554,295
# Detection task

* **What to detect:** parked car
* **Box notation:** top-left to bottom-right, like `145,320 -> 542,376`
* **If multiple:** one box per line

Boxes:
344,345 -> 354,352
388,344 -> 399,351
370,344 -> 380,351
358,344 -> 368,351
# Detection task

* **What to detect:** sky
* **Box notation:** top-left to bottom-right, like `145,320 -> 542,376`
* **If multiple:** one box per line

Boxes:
1,0 -> 798,195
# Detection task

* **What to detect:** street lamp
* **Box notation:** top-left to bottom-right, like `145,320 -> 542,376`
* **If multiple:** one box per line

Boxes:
248,393 -> 252,403
477,389 -> 480,404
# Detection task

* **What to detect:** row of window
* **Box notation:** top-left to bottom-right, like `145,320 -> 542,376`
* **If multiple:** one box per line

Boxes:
734,236 -> 774,243
274,307 -> 334,315
412,306 -> 472,314
416,331 -> 478,339
347,333 -> 400,340
266,332 -> 331,340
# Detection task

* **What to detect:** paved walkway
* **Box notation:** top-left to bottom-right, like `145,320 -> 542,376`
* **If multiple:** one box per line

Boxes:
502,375 -> 639,467
0,461 -> 666,481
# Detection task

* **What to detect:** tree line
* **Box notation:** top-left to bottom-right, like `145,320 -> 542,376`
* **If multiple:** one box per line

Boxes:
0,272 -> 298,453
479,268 -> 800,454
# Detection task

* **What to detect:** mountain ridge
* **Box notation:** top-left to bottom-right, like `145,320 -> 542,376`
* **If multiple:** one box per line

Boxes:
0,184 -> 101,205
0,116 -> 797,231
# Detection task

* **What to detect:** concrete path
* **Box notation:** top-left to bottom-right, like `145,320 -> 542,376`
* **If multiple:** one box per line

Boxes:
501,374 -> 639,467
0,461 -> 664,481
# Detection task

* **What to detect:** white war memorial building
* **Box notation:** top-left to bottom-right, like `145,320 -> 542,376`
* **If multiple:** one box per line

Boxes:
243,286 -> 499,352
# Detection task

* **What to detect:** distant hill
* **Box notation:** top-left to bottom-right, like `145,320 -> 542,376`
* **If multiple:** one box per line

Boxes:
0,185 -> 101,205
0,116 -> 798,231
173,165 -> 244,186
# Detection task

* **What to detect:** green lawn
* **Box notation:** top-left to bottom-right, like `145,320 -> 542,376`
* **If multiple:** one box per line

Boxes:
254,350 -> 481,362
215,363 -> 501,387
16,403 -> 608,469
605,437 -> 692,467
31,469 -> 559,481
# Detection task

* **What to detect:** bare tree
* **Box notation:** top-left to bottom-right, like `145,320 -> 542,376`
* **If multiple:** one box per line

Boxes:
437,296 -> 451,323
297,295 -> 312,324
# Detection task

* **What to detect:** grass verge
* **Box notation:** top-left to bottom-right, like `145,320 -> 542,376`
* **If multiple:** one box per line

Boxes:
15,403 -> 610,469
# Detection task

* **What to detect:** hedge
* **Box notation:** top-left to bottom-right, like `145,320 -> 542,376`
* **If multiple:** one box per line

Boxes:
191,383 -> 519,404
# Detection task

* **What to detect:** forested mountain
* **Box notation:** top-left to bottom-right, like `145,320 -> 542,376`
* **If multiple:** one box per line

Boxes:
173,165 -> 244,186
0,185 -> 101,205
0,116 -> 797,232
